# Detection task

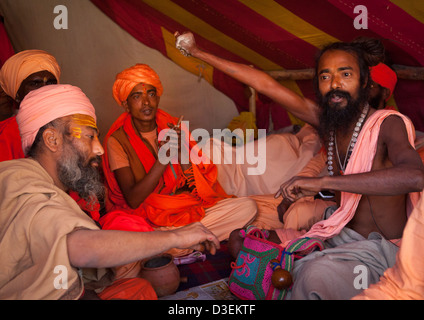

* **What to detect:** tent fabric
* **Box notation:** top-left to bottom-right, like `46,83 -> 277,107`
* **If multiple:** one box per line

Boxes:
90,0 -> 424,132
0,18 -> 14,67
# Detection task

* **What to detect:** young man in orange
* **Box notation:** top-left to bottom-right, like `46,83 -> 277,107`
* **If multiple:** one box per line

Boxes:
100,64 -> 257,278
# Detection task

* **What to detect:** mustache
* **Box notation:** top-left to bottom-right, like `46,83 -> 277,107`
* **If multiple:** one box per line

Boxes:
324,89 -> 352,101
88,156 -> 102,167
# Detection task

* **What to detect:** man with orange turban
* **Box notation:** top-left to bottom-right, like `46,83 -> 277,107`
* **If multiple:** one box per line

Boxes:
101,64 -> 257,270
0,84 -> 220,300
0,49 -> 61,162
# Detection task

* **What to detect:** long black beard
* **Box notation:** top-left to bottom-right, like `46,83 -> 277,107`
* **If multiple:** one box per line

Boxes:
317,88 -> 368,140
57,140 -> 105,208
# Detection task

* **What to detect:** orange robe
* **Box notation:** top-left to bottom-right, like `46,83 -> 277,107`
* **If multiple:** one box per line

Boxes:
101,110 -> 231,229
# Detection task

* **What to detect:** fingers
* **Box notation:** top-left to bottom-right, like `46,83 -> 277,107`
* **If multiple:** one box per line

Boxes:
191,240 -> 218,255
274,188 -> 282,199
175,222 -> 220,255
174,31 -> 193,57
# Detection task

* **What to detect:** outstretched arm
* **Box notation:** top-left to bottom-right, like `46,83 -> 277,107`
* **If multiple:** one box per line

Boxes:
67,222 -> 220,268
175,31 -> 320,127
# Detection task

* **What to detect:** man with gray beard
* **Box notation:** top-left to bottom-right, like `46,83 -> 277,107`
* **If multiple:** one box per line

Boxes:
0,84 -> 220,300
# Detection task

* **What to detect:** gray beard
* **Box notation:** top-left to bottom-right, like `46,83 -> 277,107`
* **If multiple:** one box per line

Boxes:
57,140 -> 105,208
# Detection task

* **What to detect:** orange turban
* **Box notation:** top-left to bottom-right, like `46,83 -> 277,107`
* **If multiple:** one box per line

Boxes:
0,49 -> 61,100
112,64 -> 163,106
370,63 -> 397,101
16,84 -> 97,155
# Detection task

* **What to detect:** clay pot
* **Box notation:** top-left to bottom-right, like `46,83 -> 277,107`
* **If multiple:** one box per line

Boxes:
139,253 -> 180,297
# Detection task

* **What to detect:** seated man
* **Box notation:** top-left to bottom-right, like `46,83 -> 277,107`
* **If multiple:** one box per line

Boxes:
0,49 -> 60,161
101,64 -> 257,258
0,84 -> 219,300
276,61 -> 400,232
176,32 -> 424,299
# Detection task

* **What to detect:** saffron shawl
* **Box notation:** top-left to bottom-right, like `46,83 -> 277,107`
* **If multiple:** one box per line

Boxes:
102,109 -> 230,227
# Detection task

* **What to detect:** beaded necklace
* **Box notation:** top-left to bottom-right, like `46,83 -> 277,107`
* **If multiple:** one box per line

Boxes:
327,103 -> 369,176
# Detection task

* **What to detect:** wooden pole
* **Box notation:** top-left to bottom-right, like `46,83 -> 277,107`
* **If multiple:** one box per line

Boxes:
265,65 -> 424,81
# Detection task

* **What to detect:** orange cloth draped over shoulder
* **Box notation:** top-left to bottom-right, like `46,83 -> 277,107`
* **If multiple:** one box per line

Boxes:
101,110 -> 231,228
101,63 -> 230,230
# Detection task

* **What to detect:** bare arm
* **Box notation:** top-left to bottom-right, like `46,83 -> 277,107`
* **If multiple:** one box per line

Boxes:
175,32 -> 320,127
276,116 -> 424,201
114,122 -> 189,209
114,160 -> 167,208
67,222 -> 220,268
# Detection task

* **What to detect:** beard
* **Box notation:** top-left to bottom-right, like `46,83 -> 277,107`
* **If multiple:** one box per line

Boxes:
57,139 -> 105,208
317,88 -> 368,140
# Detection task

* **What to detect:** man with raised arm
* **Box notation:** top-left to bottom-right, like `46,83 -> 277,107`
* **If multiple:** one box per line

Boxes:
175,32 -> 424,299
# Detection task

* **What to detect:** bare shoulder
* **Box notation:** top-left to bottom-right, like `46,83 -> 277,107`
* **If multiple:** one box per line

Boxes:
379,114 -> 412,146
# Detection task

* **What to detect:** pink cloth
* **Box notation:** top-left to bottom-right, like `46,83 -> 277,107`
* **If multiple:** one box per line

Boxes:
0,50 -> 60,99
277,110 -> 420,246
16,84 -> 97,155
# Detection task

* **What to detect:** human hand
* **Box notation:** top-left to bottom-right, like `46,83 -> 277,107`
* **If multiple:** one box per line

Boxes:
172,222 -> 220,255
174,31 -> 197,57
166,116 -> 189,162
274,176 -> 321,202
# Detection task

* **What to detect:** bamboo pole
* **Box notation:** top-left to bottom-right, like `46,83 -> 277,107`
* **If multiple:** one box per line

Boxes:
265,65 -> 424,81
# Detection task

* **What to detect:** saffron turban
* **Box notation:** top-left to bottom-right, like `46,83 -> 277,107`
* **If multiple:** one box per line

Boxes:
112,64 -> 163,106
16,84 -> 97,155
0,49 -> 61,100
370,63 -> 397,101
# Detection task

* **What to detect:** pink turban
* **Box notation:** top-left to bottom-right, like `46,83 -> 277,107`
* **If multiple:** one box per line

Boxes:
0,49 -> 61,99
370,63 -> 397,101
112,64 -> 163,105
16,84 -> 97,155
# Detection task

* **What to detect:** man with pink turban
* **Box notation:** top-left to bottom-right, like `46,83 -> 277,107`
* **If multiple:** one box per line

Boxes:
0,84 -> 220,300
100,64 -> 257,278
0,49 -> 61,162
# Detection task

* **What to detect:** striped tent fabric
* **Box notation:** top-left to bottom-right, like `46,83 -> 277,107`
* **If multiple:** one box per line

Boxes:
0,17 -> 14,67
91,0 -> 424,131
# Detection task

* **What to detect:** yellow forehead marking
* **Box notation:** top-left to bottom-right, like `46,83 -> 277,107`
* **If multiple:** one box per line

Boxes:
70,114 -> 98,139
71,114 -> 98,129
71,127 -> 82,139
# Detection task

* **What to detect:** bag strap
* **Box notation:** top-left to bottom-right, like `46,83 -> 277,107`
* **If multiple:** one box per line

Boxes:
270,237 -> 324,272
239,225 -> 270,239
